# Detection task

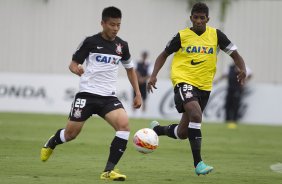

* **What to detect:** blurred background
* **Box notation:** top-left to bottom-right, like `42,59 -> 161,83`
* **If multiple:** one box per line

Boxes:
0,0 -> 282,125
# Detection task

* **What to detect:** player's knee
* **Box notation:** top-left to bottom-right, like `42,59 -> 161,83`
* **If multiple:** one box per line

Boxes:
116,123 -> 130,131
189,112 -> 202,123
114,118 -> 130,131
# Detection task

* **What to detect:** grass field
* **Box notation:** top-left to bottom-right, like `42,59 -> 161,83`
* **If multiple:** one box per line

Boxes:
0,112 -> 282,184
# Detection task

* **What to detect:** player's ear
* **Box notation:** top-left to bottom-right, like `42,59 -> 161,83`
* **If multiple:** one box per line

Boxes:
206,16 -> 210,22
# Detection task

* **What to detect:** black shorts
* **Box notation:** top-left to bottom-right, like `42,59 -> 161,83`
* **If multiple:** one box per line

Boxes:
174,83 -> 210,113
69,92 -> 124,121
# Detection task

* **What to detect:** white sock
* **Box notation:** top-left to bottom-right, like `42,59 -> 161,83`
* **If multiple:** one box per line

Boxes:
116,131 -> 130,140
60,129 -> 66,143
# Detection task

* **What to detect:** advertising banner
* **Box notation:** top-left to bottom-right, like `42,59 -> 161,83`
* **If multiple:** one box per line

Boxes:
1,73 -> 281,125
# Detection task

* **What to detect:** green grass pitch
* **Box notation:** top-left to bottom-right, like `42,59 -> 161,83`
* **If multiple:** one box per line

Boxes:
0,112 -> 282,184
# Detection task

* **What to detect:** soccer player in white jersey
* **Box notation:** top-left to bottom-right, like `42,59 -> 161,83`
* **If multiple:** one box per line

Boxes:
40,6 -> 142,181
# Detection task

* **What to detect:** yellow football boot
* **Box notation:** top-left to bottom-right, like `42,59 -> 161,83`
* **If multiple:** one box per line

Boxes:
100,170 -> 126,181
40,147 -> 53,161
40,135 -> 54,162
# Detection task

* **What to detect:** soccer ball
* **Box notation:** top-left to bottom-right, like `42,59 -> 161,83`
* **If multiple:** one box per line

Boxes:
133,128 -> 159,154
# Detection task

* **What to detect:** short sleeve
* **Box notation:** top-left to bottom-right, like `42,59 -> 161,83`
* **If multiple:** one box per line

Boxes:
217,29 -> 237,55
121,42 -> 131,62
72,37 -> 91,64
121,42 -> 133,68
165,33 -> 181,55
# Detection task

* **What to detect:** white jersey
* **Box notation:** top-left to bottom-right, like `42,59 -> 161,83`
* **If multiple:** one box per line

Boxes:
72,33 -> 133,96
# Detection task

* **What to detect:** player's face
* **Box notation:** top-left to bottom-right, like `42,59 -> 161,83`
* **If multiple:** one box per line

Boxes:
101,18 -> 121,41
190,12 -> 209,34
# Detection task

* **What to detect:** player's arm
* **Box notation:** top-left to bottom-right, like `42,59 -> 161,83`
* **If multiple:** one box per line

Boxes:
217,29 -> 247,85
69,37 -> 90,76
147,51 -> 169,93
230,50 -> 246,85
121,43 -> 142,109
147,33 -> 181,93
125,67 -> 142,109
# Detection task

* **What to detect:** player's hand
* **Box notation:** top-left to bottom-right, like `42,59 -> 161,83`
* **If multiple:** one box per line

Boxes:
77,64 -> 85,76
69,61 -> 85,76
237,69 -> 247,85
133,94 -> 142,109
147,76 -> 157,93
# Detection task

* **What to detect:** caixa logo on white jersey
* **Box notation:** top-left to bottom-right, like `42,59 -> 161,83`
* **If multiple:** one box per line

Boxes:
95,54 -> 121,65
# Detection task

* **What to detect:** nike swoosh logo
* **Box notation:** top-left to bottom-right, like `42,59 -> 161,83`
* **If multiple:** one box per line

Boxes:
191,60 -> 206,65
114,103 -> 121,106
97,46 -> 103,49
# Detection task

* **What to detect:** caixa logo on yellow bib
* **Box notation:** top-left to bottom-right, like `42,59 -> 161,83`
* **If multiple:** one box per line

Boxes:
185,46 -> 214,54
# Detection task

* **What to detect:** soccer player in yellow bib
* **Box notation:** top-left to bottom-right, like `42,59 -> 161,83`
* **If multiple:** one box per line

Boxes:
148,2 -> 247,175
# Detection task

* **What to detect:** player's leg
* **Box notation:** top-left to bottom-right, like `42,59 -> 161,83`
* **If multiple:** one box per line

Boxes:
100,107 -> 129,181
184,93 -> 213,175
41,92 -> 91,162
184,100 -> 203,167
151,121 -> 179,139
40,120 -> 85,161
150,113 -> 189,139
150,83 -> 191,139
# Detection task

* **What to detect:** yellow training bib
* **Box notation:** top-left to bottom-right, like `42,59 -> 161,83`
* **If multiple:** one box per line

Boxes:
171,26 -> 218,91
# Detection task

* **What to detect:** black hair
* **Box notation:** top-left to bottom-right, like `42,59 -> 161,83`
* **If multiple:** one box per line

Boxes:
102,6 -> 122,21
191,2 -> 209,17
